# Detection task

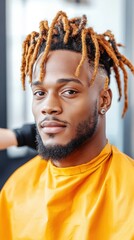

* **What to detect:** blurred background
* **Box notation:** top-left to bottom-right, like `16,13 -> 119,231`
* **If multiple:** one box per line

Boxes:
0,0 -> 134,189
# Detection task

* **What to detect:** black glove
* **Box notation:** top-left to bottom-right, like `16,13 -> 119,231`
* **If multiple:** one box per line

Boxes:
13,123 -> 37,150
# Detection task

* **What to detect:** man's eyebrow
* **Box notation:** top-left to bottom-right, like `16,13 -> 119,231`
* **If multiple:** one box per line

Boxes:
31,78 -> 83,87
31,81 -> 43,87
57,78 -> 83,85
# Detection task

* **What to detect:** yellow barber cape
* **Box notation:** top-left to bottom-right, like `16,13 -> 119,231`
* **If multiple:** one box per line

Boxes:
0,143 -> 134,240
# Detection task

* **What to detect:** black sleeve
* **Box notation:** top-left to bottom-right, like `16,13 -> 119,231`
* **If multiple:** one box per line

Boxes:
13,123 -> 37,150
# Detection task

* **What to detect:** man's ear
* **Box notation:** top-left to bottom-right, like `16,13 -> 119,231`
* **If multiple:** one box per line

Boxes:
99,88 -> 112,114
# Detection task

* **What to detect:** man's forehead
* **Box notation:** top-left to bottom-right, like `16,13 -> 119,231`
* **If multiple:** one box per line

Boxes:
33,50 -> 84,78
33,50 -> 82,68
32,49 -> 107,87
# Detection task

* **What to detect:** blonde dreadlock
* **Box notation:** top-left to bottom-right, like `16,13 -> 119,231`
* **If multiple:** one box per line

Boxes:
20,10 -> 134,117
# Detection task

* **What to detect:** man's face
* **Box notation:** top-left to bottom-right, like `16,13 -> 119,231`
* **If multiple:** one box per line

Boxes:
32,50 -> 103,160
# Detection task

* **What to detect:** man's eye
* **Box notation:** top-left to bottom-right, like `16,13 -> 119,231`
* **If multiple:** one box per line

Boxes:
63,90 -> 78,95
33,91 -> 46,97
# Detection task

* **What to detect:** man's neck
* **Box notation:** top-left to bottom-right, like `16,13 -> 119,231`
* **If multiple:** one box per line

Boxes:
52,136 -> 107,168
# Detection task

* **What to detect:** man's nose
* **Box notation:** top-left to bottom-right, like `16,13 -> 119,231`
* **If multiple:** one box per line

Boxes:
41,93 -> 62,115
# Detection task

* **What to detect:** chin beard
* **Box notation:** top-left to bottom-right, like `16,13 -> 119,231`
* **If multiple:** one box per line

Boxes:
36,105 -> 98,161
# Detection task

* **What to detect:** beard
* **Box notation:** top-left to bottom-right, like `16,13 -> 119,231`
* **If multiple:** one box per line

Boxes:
36,104 -> 98,161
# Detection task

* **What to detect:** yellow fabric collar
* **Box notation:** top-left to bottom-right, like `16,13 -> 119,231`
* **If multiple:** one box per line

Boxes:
48,142 -> 112,176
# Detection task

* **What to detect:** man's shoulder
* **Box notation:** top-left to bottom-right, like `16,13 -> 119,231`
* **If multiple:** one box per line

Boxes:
109,145 -> 134,183
111,145 -> 134,165
12,154 -> 47,177
1,155 -> 48,193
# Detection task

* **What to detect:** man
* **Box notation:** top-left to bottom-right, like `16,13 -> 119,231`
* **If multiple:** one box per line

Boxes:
0,11 -> 134,239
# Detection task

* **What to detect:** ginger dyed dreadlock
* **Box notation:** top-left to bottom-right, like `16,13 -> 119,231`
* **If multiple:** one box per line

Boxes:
20,10 -> 134,117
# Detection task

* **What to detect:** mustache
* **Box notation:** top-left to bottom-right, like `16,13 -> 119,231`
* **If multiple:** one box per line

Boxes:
39,116 -> 68,126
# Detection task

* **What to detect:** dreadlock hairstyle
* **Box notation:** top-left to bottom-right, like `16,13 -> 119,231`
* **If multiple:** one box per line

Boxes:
20,10 -> 134,117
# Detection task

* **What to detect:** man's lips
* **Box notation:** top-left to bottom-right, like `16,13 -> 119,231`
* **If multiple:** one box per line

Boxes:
40,121 -> 67,134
